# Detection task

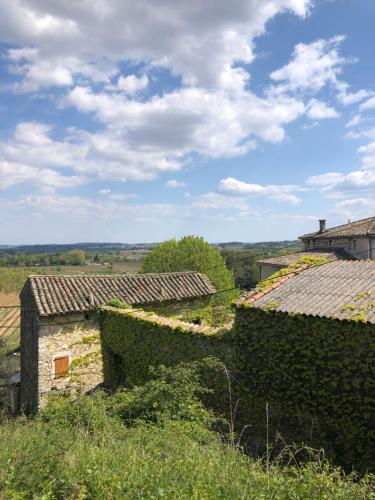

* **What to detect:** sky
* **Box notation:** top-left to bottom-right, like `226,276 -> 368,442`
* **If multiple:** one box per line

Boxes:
0,0 -> 375,244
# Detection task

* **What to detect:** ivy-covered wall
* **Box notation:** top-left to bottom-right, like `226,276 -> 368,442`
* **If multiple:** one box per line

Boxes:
100,306 -> 235,416
234,305 -> 375,472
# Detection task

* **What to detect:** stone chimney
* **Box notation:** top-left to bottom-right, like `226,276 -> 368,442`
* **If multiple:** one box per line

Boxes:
319,219 -> 326,233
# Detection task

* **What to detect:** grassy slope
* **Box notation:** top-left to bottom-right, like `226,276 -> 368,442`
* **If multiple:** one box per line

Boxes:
1,418 -> 372,499
0,362 -> 373,499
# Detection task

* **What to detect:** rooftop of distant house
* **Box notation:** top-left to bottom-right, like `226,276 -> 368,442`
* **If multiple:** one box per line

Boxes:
241,260 -> 375,324
256,248 -> 354,267
300,216 -> 375,240
21,272 -> 216,317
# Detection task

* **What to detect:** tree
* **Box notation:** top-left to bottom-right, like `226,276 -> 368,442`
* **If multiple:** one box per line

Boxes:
141,236 -> 236,298
64,249 -> 86,266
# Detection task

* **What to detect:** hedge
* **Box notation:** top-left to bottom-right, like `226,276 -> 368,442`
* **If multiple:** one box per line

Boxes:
99,307 -> 235,418
234,304 -> 375,473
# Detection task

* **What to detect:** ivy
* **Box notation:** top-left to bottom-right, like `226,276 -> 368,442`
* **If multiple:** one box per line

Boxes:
99,307 -> 235,419
234,306 -> 375,472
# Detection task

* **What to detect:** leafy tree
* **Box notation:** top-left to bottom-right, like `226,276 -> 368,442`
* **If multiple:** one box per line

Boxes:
142,236 -> 235,294
63,250 -> 86,266
142,236 -> 237,326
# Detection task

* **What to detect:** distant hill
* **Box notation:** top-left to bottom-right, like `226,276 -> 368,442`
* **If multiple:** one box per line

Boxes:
0,240 -> 301,254
0,243 -> 157,254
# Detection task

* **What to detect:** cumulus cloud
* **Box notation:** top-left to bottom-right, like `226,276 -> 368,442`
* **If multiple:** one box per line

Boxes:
360,96 -> 375,111
0,0 -> 311,91
11,194 -> 176,220
333,198 -> 375,219
270,36 -> 347,94
0,160 -> 84,190
107,74 -> 149,95
65,85 -> 305,170
306,99 -> 339,119
192,192 -> 249,211
165,179 -> 186,188
306,168 -> 375,206
219,177 -> 303,204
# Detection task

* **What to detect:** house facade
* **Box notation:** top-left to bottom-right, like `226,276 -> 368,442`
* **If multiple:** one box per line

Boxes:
20,272 -> 215,413
257,216 -> 375,280
300,217 -> 375,259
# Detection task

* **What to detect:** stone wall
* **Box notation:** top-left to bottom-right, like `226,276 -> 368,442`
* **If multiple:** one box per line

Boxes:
38,313 -> 102,408
20,281 -> 39,413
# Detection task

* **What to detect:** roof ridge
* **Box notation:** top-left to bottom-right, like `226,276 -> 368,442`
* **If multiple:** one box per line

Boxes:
301,215 -> 375,238
27,271 -> 203,278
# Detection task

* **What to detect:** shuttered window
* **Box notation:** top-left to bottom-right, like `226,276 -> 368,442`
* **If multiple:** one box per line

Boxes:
54,356 -> 69,378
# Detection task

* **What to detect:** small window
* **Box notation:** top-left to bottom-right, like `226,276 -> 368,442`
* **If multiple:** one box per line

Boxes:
329,240 -> 332,246
54,356 -> 69,379
353,239 -> 358,251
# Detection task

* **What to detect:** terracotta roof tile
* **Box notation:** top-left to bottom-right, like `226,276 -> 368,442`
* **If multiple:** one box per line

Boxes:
300,216 -> 375,239
23,272 -> 216,317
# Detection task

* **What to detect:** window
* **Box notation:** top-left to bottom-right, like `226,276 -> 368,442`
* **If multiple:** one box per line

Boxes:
329,240 -> 332,246
54,356 -> 69,378
352,239 -> 358,251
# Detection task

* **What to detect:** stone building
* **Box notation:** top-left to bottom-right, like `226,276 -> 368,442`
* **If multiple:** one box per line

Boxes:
257,216 -> 374,280
300,216 -> 375,259
20,272 -> 215,413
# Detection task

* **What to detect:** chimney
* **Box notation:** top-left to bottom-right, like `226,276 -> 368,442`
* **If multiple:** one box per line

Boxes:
319,219 -> 326,233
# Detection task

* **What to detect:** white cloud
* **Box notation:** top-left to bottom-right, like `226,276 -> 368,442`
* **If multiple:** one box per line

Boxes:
165,179 -> 186,188
333,198 -> 375,219
0,160 -> 84,190
345,114 -> 362,128
358,141 -> 375,168
219,177 -> 302,204
336,82 -> 372,106
192,192 -> 249,211
113,74 -> 149,95
306,99 -> 339,119
65,85 -> 305,173
360,96 -> 375,111
270,35 -> 347,94
306,169 -> 375,200
11,194 -> 176,220
1,0 -> 312,92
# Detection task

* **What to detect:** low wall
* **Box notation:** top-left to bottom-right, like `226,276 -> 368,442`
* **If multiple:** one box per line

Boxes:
234,304 -> 375,472
100,306 -> 235,416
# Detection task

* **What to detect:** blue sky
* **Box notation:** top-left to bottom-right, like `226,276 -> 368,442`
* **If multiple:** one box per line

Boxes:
0,0 -> 375,244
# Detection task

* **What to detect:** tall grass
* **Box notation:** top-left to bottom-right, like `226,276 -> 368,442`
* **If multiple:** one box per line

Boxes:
0,361 -> 373,499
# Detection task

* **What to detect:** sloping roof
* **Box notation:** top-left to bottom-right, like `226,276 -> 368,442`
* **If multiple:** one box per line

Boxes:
301,216 -> 375,240
256,248 -> 354,267
23,273 -> 216,317
241,260 -> 375,324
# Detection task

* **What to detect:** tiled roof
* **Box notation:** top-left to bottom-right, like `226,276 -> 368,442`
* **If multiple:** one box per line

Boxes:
23,273 -> 216,317
256,248 -> 354,267
300,216 -> 375,239
241,260 -> 375,324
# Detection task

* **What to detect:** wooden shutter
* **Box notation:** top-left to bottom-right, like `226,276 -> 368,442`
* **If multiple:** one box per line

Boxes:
54,356 -> 69,378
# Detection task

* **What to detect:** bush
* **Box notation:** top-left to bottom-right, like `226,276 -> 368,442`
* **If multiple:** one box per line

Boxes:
0,362 -> 373,498
108,362 -> 215,427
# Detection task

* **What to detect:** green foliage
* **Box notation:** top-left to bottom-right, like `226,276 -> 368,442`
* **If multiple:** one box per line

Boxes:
234,306 -> 375,472
0,268 -> 33,293
220,249 -> 260,289
0,369 -> 373,498
141,235 -> 238,301
108,361 -> 216,426
106,297 -> 133,309
100,307 -> 234,417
